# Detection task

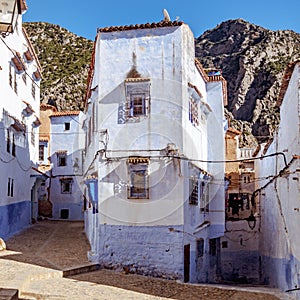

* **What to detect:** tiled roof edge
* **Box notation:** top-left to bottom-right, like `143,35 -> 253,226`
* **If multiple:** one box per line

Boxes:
276,60 -> 300,107
99,21 -> 184,33
50,111 -> 80,117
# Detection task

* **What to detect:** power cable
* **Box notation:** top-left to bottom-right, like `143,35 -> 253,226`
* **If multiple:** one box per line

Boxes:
0,36 -> 41,88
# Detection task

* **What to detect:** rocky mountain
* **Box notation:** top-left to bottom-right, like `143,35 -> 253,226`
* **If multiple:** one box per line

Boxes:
24,20 -> 300,145
24,22 -> 94,111
195,19 -> 300,145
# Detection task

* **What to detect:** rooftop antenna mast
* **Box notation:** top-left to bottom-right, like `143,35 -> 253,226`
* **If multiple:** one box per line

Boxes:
163,9 -> 171,22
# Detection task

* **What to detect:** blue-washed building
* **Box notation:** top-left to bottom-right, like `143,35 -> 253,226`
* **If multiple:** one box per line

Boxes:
83,16 -> 227,282
0,0 -> 42,239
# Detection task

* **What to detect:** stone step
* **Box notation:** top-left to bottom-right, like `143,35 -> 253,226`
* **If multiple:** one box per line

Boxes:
62,263 -> 100,277
20,277 -> 168,300
0,289 -> 19,300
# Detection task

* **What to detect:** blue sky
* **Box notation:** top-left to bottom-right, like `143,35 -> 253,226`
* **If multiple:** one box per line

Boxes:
23,0 -> 300,41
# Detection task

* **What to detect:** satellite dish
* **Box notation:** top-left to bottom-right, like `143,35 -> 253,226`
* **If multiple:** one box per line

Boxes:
163,9 -> 171,22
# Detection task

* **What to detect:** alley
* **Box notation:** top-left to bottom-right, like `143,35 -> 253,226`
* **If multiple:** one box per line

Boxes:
0,221 -> 290,299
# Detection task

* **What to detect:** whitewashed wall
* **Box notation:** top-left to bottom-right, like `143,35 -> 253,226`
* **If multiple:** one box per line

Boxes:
0,14 -> 41,239
84,23 -> 225,282
206,82 -> 226,238
256,63 -> 300,297
49,113 -> 84,220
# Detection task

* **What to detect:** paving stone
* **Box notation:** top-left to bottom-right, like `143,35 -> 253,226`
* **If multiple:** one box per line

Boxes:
0,221 -> 290,300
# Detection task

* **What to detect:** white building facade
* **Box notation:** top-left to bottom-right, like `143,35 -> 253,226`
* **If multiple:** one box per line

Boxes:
83,20 -> 226,282
48,111 -> 85,220
0,1 -> 41,239
255,61 -> 300,297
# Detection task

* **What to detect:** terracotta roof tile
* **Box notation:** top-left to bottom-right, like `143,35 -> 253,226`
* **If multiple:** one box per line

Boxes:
33,70 -> 42,80
56,150 -> 67,154
262,139 -> 273,155
276,60 -> 300,107
24,49 -> 33,62
22,27 -> 42,73
188,82 -> 203,99
33,115 -> 41,126
226,127 -> 242,136
99,21 -> 184,33
85,38 -> 97,108
22,100 -> 35,113
195,59 -> 228,106
20,0 -> 28,12
40,103 -> 57,112
12,52 -> 26,72
125,78 -> 150,83
252,144 -> 261,157
50,111 -> 80,117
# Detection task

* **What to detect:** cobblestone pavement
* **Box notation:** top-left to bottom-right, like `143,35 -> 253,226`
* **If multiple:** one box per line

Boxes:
0,221 -> 291,299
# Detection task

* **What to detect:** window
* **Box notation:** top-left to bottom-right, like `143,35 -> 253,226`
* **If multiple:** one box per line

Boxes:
189,97 -> 199,126
39,145 -> 45,161
189,177 -> 198,205
125,79 -> 150,120
129,93 -> 146,117
200,182 -> 209,213
64,122 -> 70,131
222,241 -> 228,248
60,209 -> 69,219
60,178 -> 72,194
6,129 -> 10,153
57,152 -> 67,166
128,158 -> 149,199
12,134 -> 16,157
7,178 -> 14,197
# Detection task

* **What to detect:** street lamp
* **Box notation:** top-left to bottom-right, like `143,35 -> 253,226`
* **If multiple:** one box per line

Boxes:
0,0 -> 21,36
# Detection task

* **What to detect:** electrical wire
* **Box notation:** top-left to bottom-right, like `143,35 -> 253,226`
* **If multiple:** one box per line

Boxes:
0,36 -> 41,88
102,150 -> 288,166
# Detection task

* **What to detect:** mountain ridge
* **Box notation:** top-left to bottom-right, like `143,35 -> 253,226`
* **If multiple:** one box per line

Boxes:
195,18 -> 300,145
24,19 -> 300,146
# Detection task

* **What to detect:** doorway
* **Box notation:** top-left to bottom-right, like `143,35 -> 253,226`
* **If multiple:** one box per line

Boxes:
184,244 -> 190,282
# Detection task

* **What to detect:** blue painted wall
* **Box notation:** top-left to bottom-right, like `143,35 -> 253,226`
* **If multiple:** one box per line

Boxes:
221,250 -> 260,283
52,202 -> 84,220
0,201 -> 31,240
97,224 -> 184,280
261,254 -> 300,298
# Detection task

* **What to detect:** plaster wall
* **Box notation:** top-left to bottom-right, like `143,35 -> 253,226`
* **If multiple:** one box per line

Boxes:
49,113 -> 84,220
83,23 -> 225,282
220,220 -> 260,283
206,82 -> 226,237
0,201 -> 31,240
0,14 -> 41,239
256,64 -> 300,296
96,224 -> 184,280
50,114 -> 84,176
98,158 -> 184,226
94,25 -> 207,159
